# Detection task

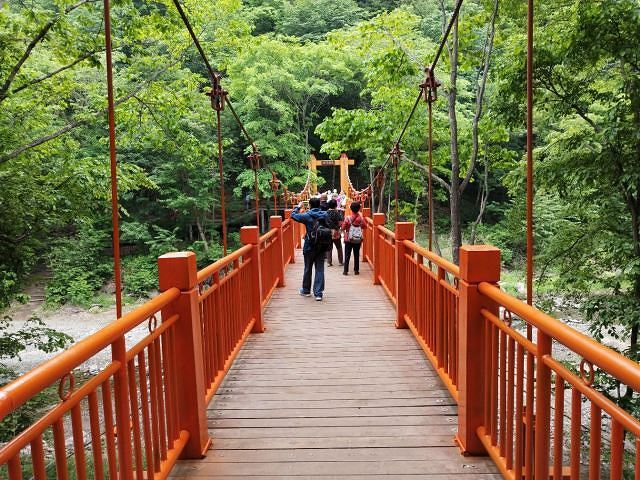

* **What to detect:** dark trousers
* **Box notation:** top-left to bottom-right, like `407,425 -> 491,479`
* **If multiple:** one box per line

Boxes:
344,242 -> 361,273
327,238 -> 344,265
302,250 -> 326,297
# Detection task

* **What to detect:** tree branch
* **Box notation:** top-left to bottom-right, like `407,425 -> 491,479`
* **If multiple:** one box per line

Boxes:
459,0 -> 498,193
1,65 -> 172,164
0,0 -> 99,101
403,156 -> 451,193
9,50 -> 101,96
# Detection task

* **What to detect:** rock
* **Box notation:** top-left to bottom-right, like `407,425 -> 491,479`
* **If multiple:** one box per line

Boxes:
101,281 -> 117,295
88,305 -> 101,314
516,282 -> 525,294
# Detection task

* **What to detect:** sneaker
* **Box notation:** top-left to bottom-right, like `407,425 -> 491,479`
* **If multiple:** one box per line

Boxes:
338,263 -> 344,266
328,263 -> 332,267
315,296 -> 323,301
355,271 -> 360,275
343,272 -> 348,276
299,290 -> 311,297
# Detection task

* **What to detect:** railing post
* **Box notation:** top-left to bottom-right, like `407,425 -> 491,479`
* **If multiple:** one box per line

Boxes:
157,252 -> 211,458
112,336 -> 133,479
362,208 -> 371,264
270,216 -> 286,287
394,222 -> 414,329
534,332 -> 552,479
456,245 -> 501,456
284,209 -> 296,263
372,213 -> 385,285
241,226 -> 264,333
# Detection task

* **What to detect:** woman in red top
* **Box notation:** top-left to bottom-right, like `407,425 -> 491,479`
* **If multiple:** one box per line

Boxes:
341,201 -> 365,275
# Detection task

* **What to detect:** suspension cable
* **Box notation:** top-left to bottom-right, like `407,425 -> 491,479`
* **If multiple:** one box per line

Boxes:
427,96 -> 434,251
430,0 -> 464,72
215,107 -> 228,255
104,0 -> 122,319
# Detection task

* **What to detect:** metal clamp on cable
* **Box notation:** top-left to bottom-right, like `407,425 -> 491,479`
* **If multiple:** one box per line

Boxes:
389,144 -> 404,165
421,67 -> 441,103
207,74 -> 227,111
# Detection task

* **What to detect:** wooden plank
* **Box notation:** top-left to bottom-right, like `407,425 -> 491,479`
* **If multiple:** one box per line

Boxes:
171,460 -> 500,476
209,415 -> 457,429
168,249 -> 496,478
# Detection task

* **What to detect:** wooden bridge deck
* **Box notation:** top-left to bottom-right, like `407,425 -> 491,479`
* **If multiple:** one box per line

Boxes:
171,250 -> 500,479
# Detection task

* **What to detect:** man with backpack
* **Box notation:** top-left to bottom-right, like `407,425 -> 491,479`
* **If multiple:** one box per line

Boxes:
291,197 -> 331,301
341,201 -> 364,276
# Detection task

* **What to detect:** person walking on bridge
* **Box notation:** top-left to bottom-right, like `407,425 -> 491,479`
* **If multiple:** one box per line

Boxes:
292,197 -> 331,301
325,198 -> 344,267
342,201 -> 364,276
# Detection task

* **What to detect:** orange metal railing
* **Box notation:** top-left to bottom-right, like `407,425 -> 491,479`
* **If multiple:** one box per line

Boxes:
363,214 -> 640,479
403,240 -> 460,401
474,282 -> 640,480
376,225 -> 397,305
0,288 -> 188,480
197,244 -> 256,404
0,214 -> 297,479
259,228 -> 282,306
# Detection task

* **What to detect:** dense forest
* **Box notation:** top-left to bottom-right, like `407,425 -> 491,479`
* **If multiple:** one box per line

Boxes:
1,0 -> 639,384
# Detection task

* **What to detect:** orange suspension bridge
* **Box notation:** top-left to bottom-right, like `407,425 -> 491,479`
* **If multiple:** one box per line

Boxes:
2,0 -> 640,479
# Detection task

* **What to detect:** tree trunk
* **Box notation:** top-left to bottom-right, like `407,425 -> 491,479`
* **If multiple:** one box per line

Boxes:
196,215 -> 209,252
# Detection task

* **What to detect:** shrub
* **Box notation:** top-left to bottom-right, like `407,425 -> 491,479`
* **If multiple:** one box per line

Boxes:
45,222 -> 112,306
122,255 -> 158,297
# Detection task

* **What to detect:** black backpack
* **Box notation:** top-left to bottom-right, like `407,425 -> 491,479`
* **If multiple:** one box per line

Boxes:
308,218 -> 333,252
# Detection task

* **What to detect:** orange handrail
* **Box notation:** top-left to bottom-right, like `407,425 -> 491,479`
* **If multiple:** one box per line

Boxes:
0,288 -> 179,419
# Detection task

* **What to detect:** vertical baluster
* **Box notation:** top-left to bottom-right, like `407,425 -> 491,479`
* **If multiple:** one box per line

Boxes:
525,350 -> 535,480
506,337 -> 515,471
214,272 -> 224,374
610,420 -> 624,480
570,388 -> 581,480
161,330 -> 175,445
127,360 -> 144,480
589,404 -> 601,480
137,351 -> 154,480
153,338 -> 168,460
484,319 -> 491,433
553,375 -> 565,480
169,327 -> 180,440
499,330 -> 507,457
514,343 -> 524,480
207,292 -> 216,383
101,381 -> 118,479
71,403 -> 87,479
201,293 -> 210,387
491,324 -> 499,446
147,343 -> 161,472
7,455 -> 22,480
30,434 -> 47,480
52,418 -> 69,480
635,438 -> 639,480
87,391 -> 105,480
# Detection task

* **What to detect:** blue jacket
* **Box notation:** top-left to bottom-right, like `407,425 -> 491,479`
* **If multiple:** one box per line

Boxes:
291,207 -> 327,253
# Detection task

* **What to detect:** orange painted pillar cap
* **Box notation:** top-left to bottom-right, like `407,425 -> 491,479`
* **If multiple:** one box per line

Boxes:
269,216 -> 283,228
158,252 -> 197,291
240,226 -> 260,245
373,213 -> 386,225
459,245 -> 501,283
395,222 -> 414,241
